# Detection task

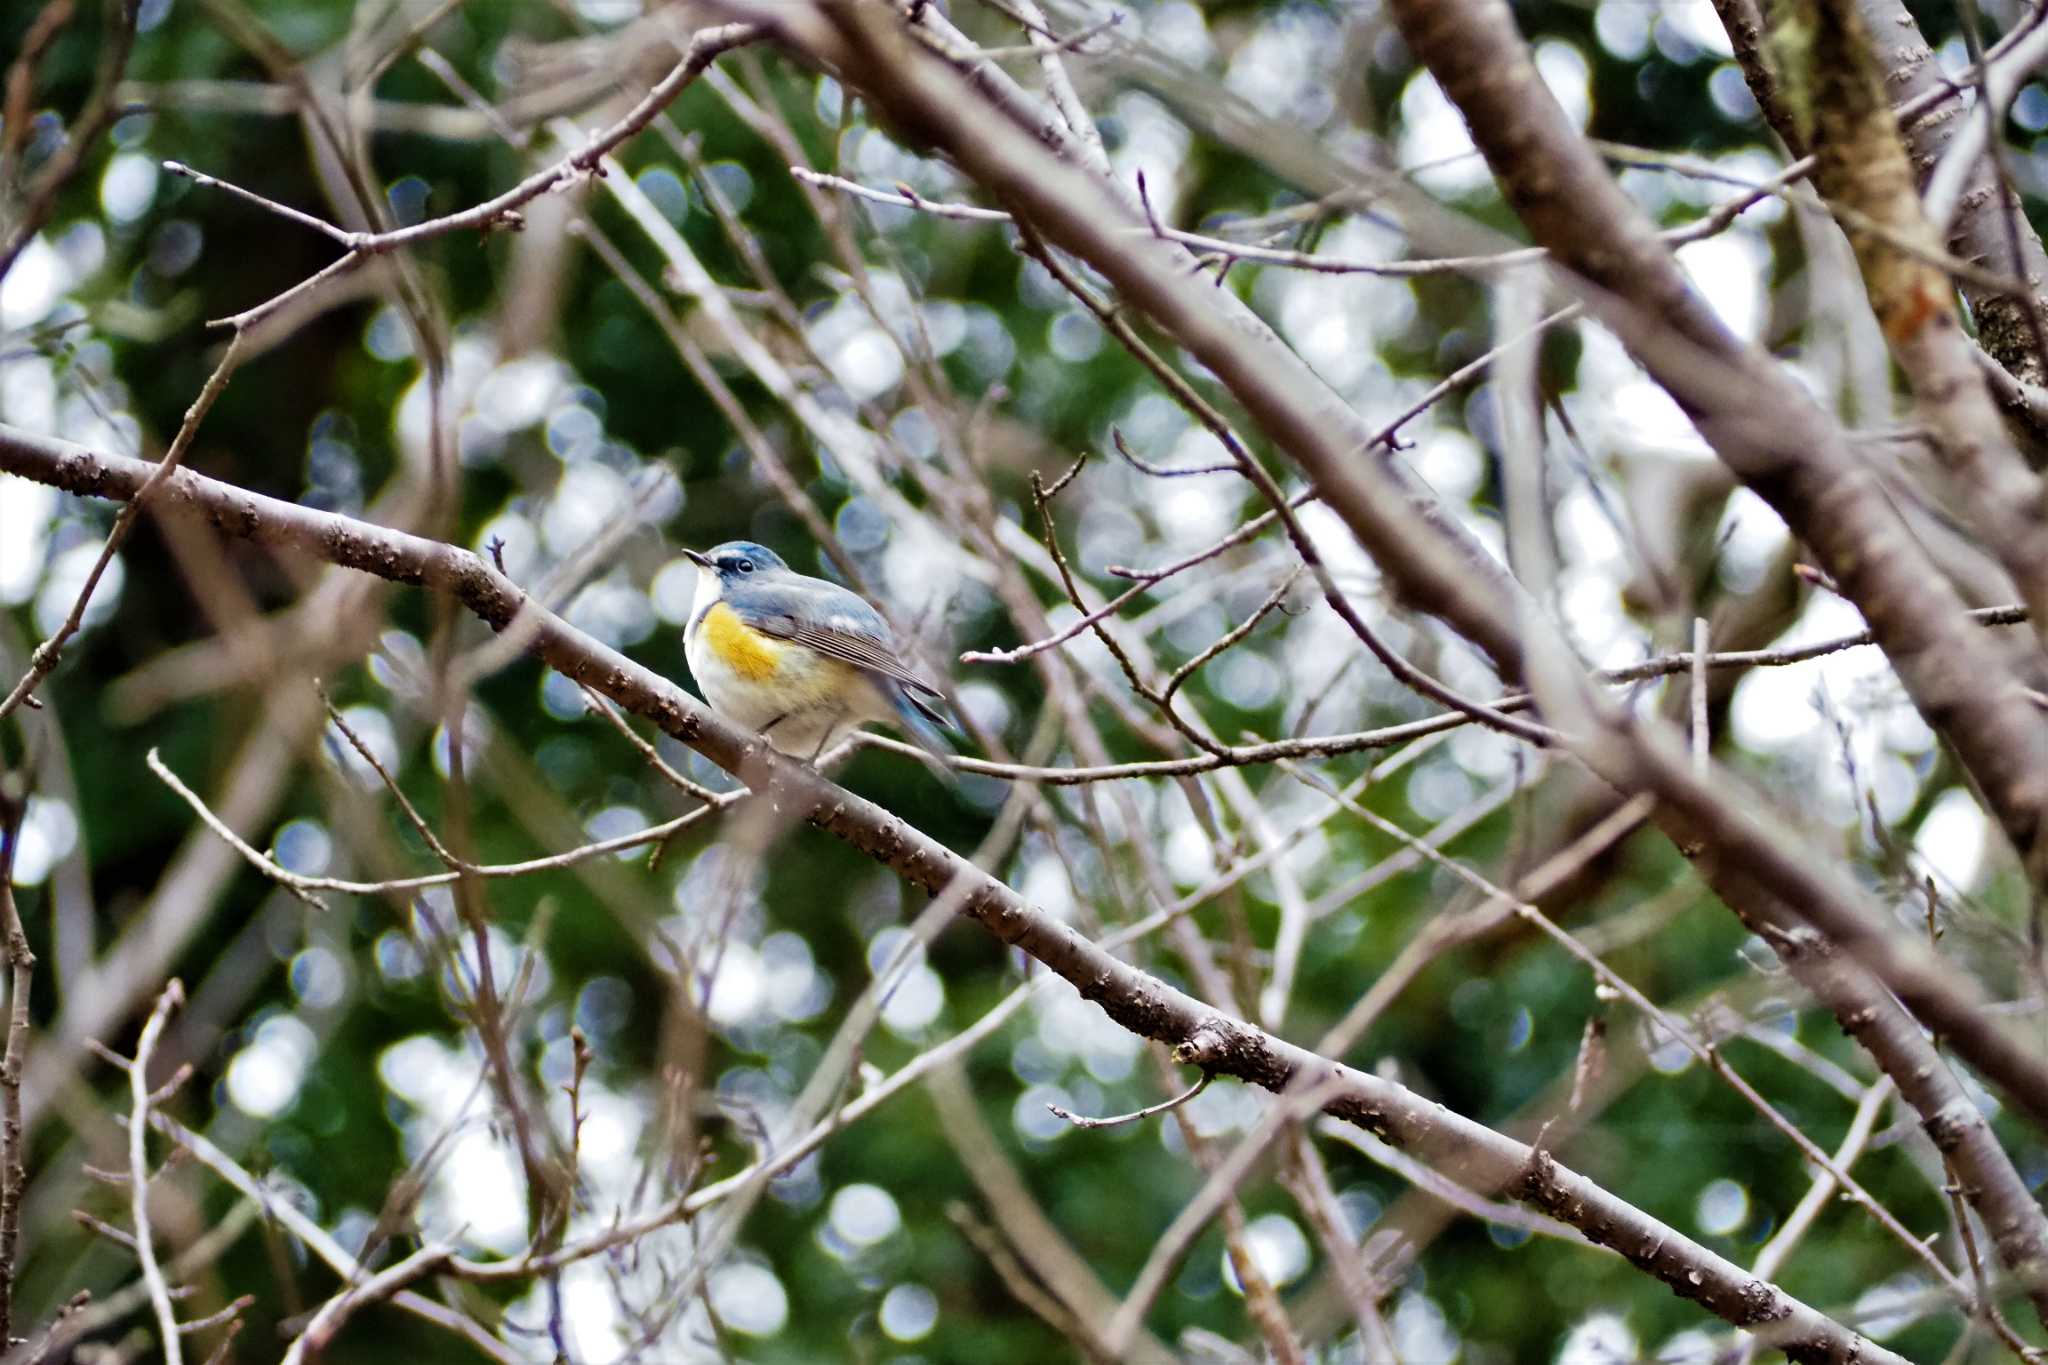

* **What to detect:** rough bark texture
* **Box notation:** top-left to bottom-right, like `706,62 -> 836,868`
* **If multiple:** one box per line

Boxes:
1797,0 -> 2048,658
1856,0 -> 2048,386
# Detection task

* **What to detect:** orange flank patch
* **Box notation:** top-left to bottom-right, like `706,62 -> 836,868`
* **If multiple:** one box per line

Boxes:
701,602 -> 785,681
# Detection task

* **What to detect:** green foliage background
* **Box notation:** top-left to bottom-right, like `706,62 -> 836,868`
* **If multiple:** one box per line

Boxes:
3,0 -> 2043,1360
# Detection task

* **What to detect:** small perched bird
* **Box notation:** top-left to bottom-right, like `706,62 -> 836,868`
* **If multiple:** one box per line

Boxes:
682,541 -> 954,762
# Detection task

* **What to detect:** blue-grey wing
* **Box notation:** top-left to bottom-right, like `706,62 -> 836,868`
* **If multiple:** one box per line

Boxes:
735,582 -> 944,699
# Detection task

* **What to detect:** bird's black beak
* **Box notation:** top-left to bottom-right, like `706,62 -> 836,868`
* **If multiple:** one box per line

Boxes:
682,547 -> 712,567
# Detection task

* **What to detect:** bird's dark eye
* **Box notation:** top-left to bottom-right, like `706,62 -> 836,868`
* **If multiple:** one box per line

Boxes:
736,559 -> 755,574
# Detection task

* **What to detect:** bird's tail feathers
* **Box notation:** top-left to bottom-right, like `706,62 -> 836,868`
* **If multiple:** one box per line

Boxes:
890,686 -> 960,784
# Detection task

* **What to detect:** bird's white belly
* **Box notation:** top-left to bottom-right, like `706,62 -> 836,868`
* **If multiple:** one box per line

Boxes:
685,617 -> 892,757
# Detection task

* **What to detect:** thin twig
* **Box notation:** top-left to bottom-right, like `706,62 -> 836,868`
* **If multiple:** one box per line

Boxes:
0,776 -> 27,1344
126,981 -> 187,1365
1691,616 -> 1709,775
148,746 -> 745,899
189,23 -> 764,333
1161,567 -> 1303,704
1048,1073 -> 1209,1129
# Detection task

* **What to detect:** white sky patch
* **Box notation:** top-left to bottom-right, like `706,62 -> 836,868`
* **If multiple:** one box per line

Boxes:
880,1283 -> 938,1343
325,704 -> 400,782
709,1259 -> 789,1336
1391,1292 -> 1460,1363
1110,91 -> 1192,215
1695,1177 -> 1748,1235
880,522 -> 968,622
1411,427 -> 1484,504
1676,233 -> 1766,340
370,632 -> 424,696
1856,1273 -> 1933,1339
60,399 -> 139,464
1727,593 -> 1890,752
1225,1213 -> 1311,1292
1077,496 -> 1147,571
1140,0 -> 1214,66
1560,565 -> 1641,668
1915,787 -> 1989,890
1884,701 -> 1937,755
761,931 -> 832,1023
1288,302 -> 1374,389
1594,0 -> 1651,60
1181,1077 -> 1264,1140
289,945 -> 346,1010
703,940 -> 765,1027
1559,1312 -> 1640,1365
955,679 -> 1012,742
100,151 -> 159,223
541,462 -> 631,558
869,927 -> 946,1037
565,577 -> 657,651
1555,482 -> 1627,571
55,219 -> 106,279
1534,40 -> 1592,129
1661,0 -> 1736,57
34,541 -> 123,638
378,1034 -> 471,1112
1399,73 -> 1490,197
430,712 -> 489,781
1,353 -> 59,434
1018,850 -> 1076,922
582,803 -> 647,853
828,1182 -> 901,1248
225,1014 -> 317,1118
425,1128 -> 527,1253
574,0 -> 639,23
1657,1328 -> 1719,1364
572,1084 -> 641,1179
1716,149 -> 1790,226
0,235 -> 66,330
391,370 -> 436,460
472,354 -> 566,432
9,796 -> 78,886
1164,814 -> 1216,887
1224,12 -> 1325,119
1714,487 -> 1792,595
1036,980 -> 1140,1081
556,1262 -> 625,1362
475,511 -> 539,586
1576,327 -> 1710,453
1295,499 -> 1382,589
833,328 -> 905,402
1156,459 -> 1235,546
880,964 -> 945,1037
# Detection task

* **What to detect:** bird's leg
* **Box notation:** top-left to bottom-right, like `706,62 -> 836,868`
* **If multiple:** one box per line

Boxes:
807,710 -> 849,766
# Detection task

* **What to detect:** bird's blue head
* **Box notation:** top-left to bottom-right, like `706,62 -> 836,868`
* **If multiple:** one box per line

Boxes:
685,541 -> 791,585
